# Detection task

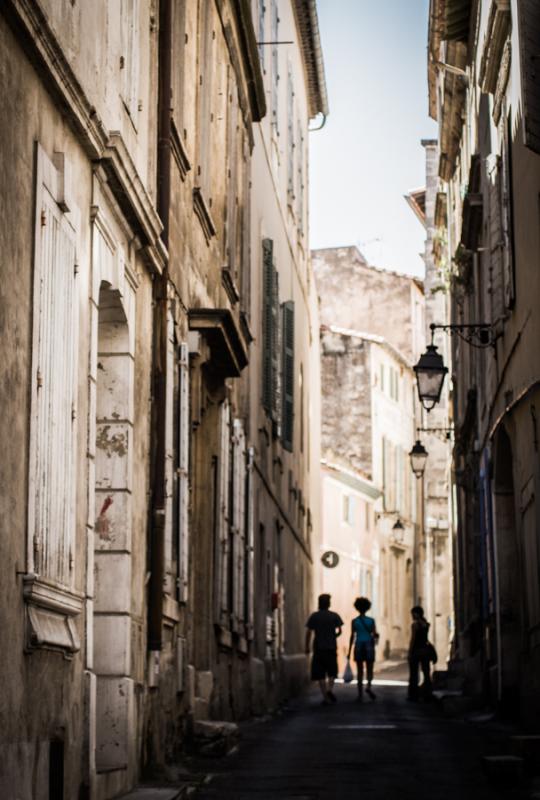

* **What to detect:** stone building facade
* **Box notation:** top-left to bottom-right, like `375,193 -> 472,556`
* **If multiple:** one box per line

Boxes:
315,251 -> 424,659
0,1 -> 325,797
428,0 -> 540,721
406,141 -> 455,661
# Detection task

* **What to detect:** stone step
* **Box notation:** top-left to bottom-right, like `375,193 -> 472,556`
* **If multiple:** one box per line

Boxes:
481,755 -> 525,784
510,735 -> 540,773
115,788 -> 187,800
191,719 -> 240,757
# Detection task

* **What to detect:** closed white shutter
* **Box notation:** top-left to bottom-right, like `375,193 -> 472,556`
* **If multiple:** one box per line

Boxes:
120,0 -> 140,122
217,400 -> 231,623
164,310 -> 175,587
232,420 -> 246,628
178,343 -> 190,603
28,145 -> 77,586
246,447 -> 255,640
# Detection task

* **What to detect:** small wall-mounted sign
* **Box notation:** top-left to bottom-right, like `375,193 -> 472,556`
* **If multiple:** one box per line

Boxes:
321,550 -> 339,569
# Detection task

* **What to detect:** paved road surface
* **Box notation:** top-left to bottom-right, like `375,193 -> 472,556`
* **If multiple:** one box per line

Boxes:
192,678 -> 530,800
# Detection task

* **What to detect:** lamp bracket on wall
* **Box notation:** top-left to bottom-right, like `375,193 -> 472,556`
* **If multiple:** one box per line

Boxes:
430,322 -> 495,349
416,426 -> 454,441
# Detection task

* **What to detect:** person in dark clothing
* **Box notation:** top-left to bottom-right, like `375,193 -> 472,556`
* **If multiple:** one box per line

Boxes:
305,594 -> 344,704
408,605 -> 432,701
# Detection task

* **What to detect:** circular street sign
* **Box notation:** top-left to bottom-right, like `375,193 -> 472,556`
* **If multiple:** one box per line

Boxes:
321,550 -> 339,569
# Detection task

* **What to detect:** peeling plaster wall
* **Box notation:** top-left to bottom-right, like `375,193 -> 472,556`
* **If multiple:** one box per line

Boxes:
313,246 -> 425,364
321,332 -> 373,478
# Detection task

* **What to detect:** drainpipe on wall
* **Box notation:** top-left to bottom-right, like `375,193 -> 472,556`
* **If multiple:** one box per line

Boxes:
148,0 -> 172,655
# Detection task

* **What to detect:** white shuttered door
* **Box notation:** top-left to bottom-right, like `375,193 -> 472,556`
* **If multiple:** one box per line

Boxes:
217,400 -> 231,623
232,419 -> 246,629
177,343 -> 190,602
28,145 -> 77,586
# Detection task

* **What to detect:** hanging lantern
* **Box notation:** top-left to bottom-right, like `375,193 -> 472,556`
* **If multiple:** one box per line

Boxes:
409,440 -> 428,479
413,344 -> 448,411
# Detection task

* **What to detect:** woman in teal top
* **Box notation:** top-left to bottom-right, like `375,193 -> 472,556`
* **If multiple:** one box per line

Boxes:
347,596 -> 378,701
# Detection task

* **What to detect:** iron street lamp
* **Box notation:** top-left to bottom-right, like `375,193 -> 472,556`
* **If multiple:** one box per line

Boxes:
413,343 -> 448,411
391,517 -> 405,544
416,426 -> 454,442
414,322 -> 494,411
409,440 -> 428,479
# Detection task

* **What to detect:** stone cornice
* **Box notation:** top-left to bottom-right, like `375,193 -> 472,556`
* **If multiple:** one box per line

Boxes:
479,0 -> 511,95
230,0 -> 267,122
101,132 -> 164,253
2,0 -> 165,272
193,187 -> 217,244
292,0 -> 329,118
171,119 -> 192,182
2,0 -> 107,159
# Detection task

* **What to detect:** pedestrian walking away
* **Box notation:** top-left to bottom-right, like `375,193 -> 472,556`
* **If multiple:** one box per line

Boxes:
408,605 -> 435,701
305,593 -> 344,704
347,596 -> 379,701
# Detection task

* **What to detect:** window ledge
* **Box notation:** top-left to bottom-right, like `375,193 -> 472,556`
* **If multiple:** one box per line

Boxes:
23,575 -> 83,659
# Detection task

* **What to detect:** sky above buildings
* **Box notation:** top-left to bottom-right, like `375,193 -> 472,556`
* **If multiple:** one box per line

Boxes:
309,0 -> 437,277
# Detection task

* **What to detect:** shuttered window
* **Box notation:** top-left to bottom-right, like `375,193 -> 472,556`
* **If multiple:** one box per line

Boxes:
271,0 -> 279,134
28,145 -> 78,586
287,65 -> 295,204
217,400 -> 231,624
262,238 -> 280,430
281,301 -> 294,451
245,447 -> 255,639
296,120 -> 305,236
177,343 -> 190,602
258,0 -> 266,69
120,0 -> 140,123
518,0 -> 540,154
232,419 -> 247,628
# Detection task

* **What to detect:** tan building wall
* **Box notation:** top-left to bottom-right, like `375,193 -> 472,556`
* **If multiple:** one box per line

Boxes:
318,318 -> 420,661
428,0 -> 540,720
247,0 -> 325,705
406,141 -> 454,662
319,463 -> 380,672
0,0 -> 326,796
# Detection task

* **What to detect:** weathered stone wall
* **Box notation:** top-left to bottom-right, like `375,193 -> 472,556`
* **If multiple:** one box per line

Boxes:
313,246 -> 424,363
321,331 -> 373,478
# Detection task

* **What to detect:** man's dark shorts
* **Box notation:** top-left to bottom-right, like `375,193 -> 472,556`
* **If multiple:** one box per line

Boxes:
311,649 -> 338,680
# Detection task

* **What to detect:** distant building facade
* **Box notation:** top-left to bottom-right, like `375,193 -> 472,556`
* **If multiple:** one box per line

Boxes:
0,0 -> 326,797
428,0 -> 540,721
406,140 -> 454,661
315,250 -> 424,659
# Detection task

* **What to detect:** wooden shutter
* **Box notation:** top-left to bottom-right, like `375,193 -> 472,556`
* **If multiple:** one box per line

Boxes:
501,115 -> 515,309
217,400 -> 231,623
518,0 -> 540,154
297,121 -> 304,235
178,343 -> 190,602
258,0 -> 266,69
120,0 -> 140,121
164,311 -> 175,588
232,419 -> 246,628
287,66 -> 294,201
262,238 -> 274,412
271,0 -> 279,133
271,268 -> 281,433
28,145 -> 77,586
281,301 -> 294,451
246,447 -> 255,640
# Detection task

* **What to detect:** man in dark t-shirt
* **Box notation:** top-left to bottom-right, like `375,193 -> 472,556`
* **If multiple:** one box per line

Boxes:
305,593 -> 344,704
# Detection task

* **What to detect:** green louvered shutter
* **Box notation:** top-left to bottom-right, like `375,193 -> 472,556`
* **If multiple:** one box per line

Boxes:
271,268 -> 281,435
281,301 -> 294,451
518,0 -> 540,154
262,239 -> 274,412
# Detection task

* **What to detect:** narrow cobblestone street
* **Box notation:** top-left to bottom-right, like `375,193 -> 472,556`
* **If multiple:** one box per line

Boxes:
192,676 -> 532,800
